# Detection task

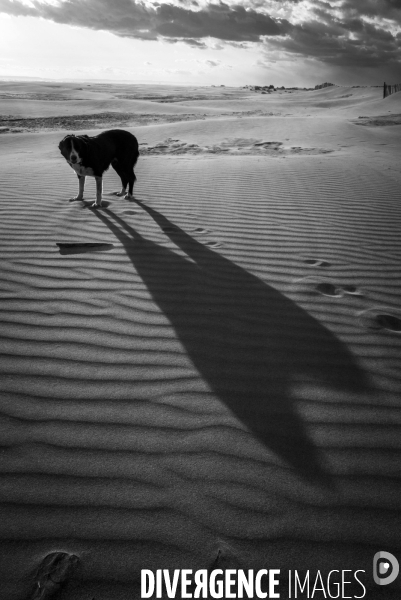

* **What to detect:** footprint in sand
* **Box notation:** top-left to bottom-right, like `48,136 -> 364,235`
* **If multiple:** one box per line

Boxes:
358,308 -> 401,333
315,282 -> 343,297
342,285 -> 361,295
375,314 -> 401,332
162,225 -> 210,237
210,544 -> 242,570
316,283 -> 362,298
204,241 -> 222,248
122,210 -> 138,216
294,276 -> 362,298
31,552 -> 79,599
304,259 -> 331,267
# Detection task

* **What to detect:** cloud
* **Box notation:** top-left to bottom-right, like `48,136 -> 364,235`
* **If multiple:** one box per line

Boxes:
155,2 -> 283,40
0,0 -> 290,42
264,20 -> 400,71
164,36 -> 207,47
262,1 -> 401,72
341,0 -> 401,23
1,0 -> 400,77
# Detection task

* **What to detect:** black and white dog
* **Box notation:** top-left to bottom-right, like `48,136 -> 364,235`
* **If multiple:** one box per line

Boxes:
58,129 -> 139,208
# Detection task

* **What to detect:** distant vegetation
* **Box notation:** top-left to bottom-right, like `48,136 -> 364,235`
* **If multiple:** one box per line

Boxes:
243,85 -> 277,93
243,85 -> 314,93
314,82 -> 335,89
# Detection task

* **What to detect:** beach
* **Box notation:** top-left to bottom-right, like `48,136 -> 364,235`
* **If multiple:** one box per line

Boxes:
0,81 -> 400,599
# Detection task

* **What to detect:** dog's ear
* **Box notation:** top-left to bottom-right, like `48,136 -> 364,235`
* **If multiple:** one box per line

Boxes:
58,134 -> 72,151
58,136 -> 66,150
58,137 -> 67,154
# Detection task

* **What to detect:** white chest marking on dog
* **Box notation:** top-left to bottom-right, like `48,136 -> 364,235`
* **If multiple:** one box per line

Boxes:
70,162 -> 95,177
69,140 -> 81,163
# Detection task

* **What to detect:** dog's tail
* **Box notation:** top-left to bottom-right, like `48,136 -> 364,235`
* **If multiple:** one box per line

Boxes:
132,140 -> 140,167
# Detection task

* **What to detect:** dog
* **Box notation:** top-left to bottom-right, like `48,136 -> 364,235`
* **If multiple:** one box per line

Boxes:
58,129 -> 139,208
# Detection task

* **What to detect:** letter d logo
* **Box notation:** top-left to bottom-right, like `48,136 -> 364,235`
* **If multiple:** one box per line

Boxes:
373,551 -> 399,585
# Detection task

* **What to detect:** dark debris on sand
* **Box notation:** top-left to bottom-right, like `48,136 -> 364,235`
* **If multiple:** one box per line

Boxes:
0,112 -> 206,133
0,110 -> 279,134
354,113 -> 401,126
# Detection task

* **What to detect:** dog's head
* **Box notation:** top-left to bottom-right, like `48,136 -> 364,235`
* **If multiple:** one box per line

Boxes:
58,134 -> 90,165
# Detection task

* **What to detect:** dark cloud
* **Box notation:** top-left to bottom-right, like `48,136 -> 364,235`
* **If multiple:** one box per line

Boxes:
154,2 -> 286,41
265,15 -> 400,70
163,37 -> 207,47
260,0 -> 401,73
0,0 -> 400,76
179,37 -> 208,47
341,0 -> 401,23
0,0 -> 155,38
0,0 -> 290,42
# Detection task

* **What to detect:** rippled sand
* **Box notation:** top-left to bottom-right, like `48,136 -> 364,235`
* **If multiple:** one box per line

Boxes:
1,82 -> 401,599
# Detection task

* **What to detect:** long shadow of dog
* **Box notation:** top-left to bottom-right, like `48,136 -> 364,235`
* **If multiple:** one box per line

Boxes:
93,201 -> 370,483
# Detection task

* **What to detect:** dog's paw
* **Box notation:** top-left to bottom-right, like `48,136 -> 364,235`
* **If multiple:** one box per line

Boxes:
124,193 -> 133,199
69,196 -> 84,202
91,202 -> 102,209
31,551 -> 79,599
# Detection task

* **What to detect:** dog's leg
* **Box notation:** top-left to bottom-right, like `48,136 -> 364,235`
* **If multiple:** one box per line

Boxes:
111,174 -> 126,196
114,176 -> 127,197
110,160 -> 127,196
91,176 -> 103,208
125,173 -> 136,199
70,175 -> 85,201
113,180 -> 127,197
113,186 -> 127,197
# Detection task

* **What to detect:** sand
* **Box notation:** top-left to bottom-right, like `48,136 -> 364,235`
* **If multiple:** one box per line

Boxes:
0,82 -> 401,599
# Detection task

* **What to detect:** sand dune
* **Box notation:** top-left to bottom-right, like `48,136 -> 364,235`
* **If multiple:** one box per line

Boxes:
1,82 -> 401,598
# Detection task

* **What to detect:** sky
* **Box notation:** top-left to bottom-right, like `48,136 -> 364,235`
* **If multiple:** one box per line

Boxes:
0,0 -> 400,87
